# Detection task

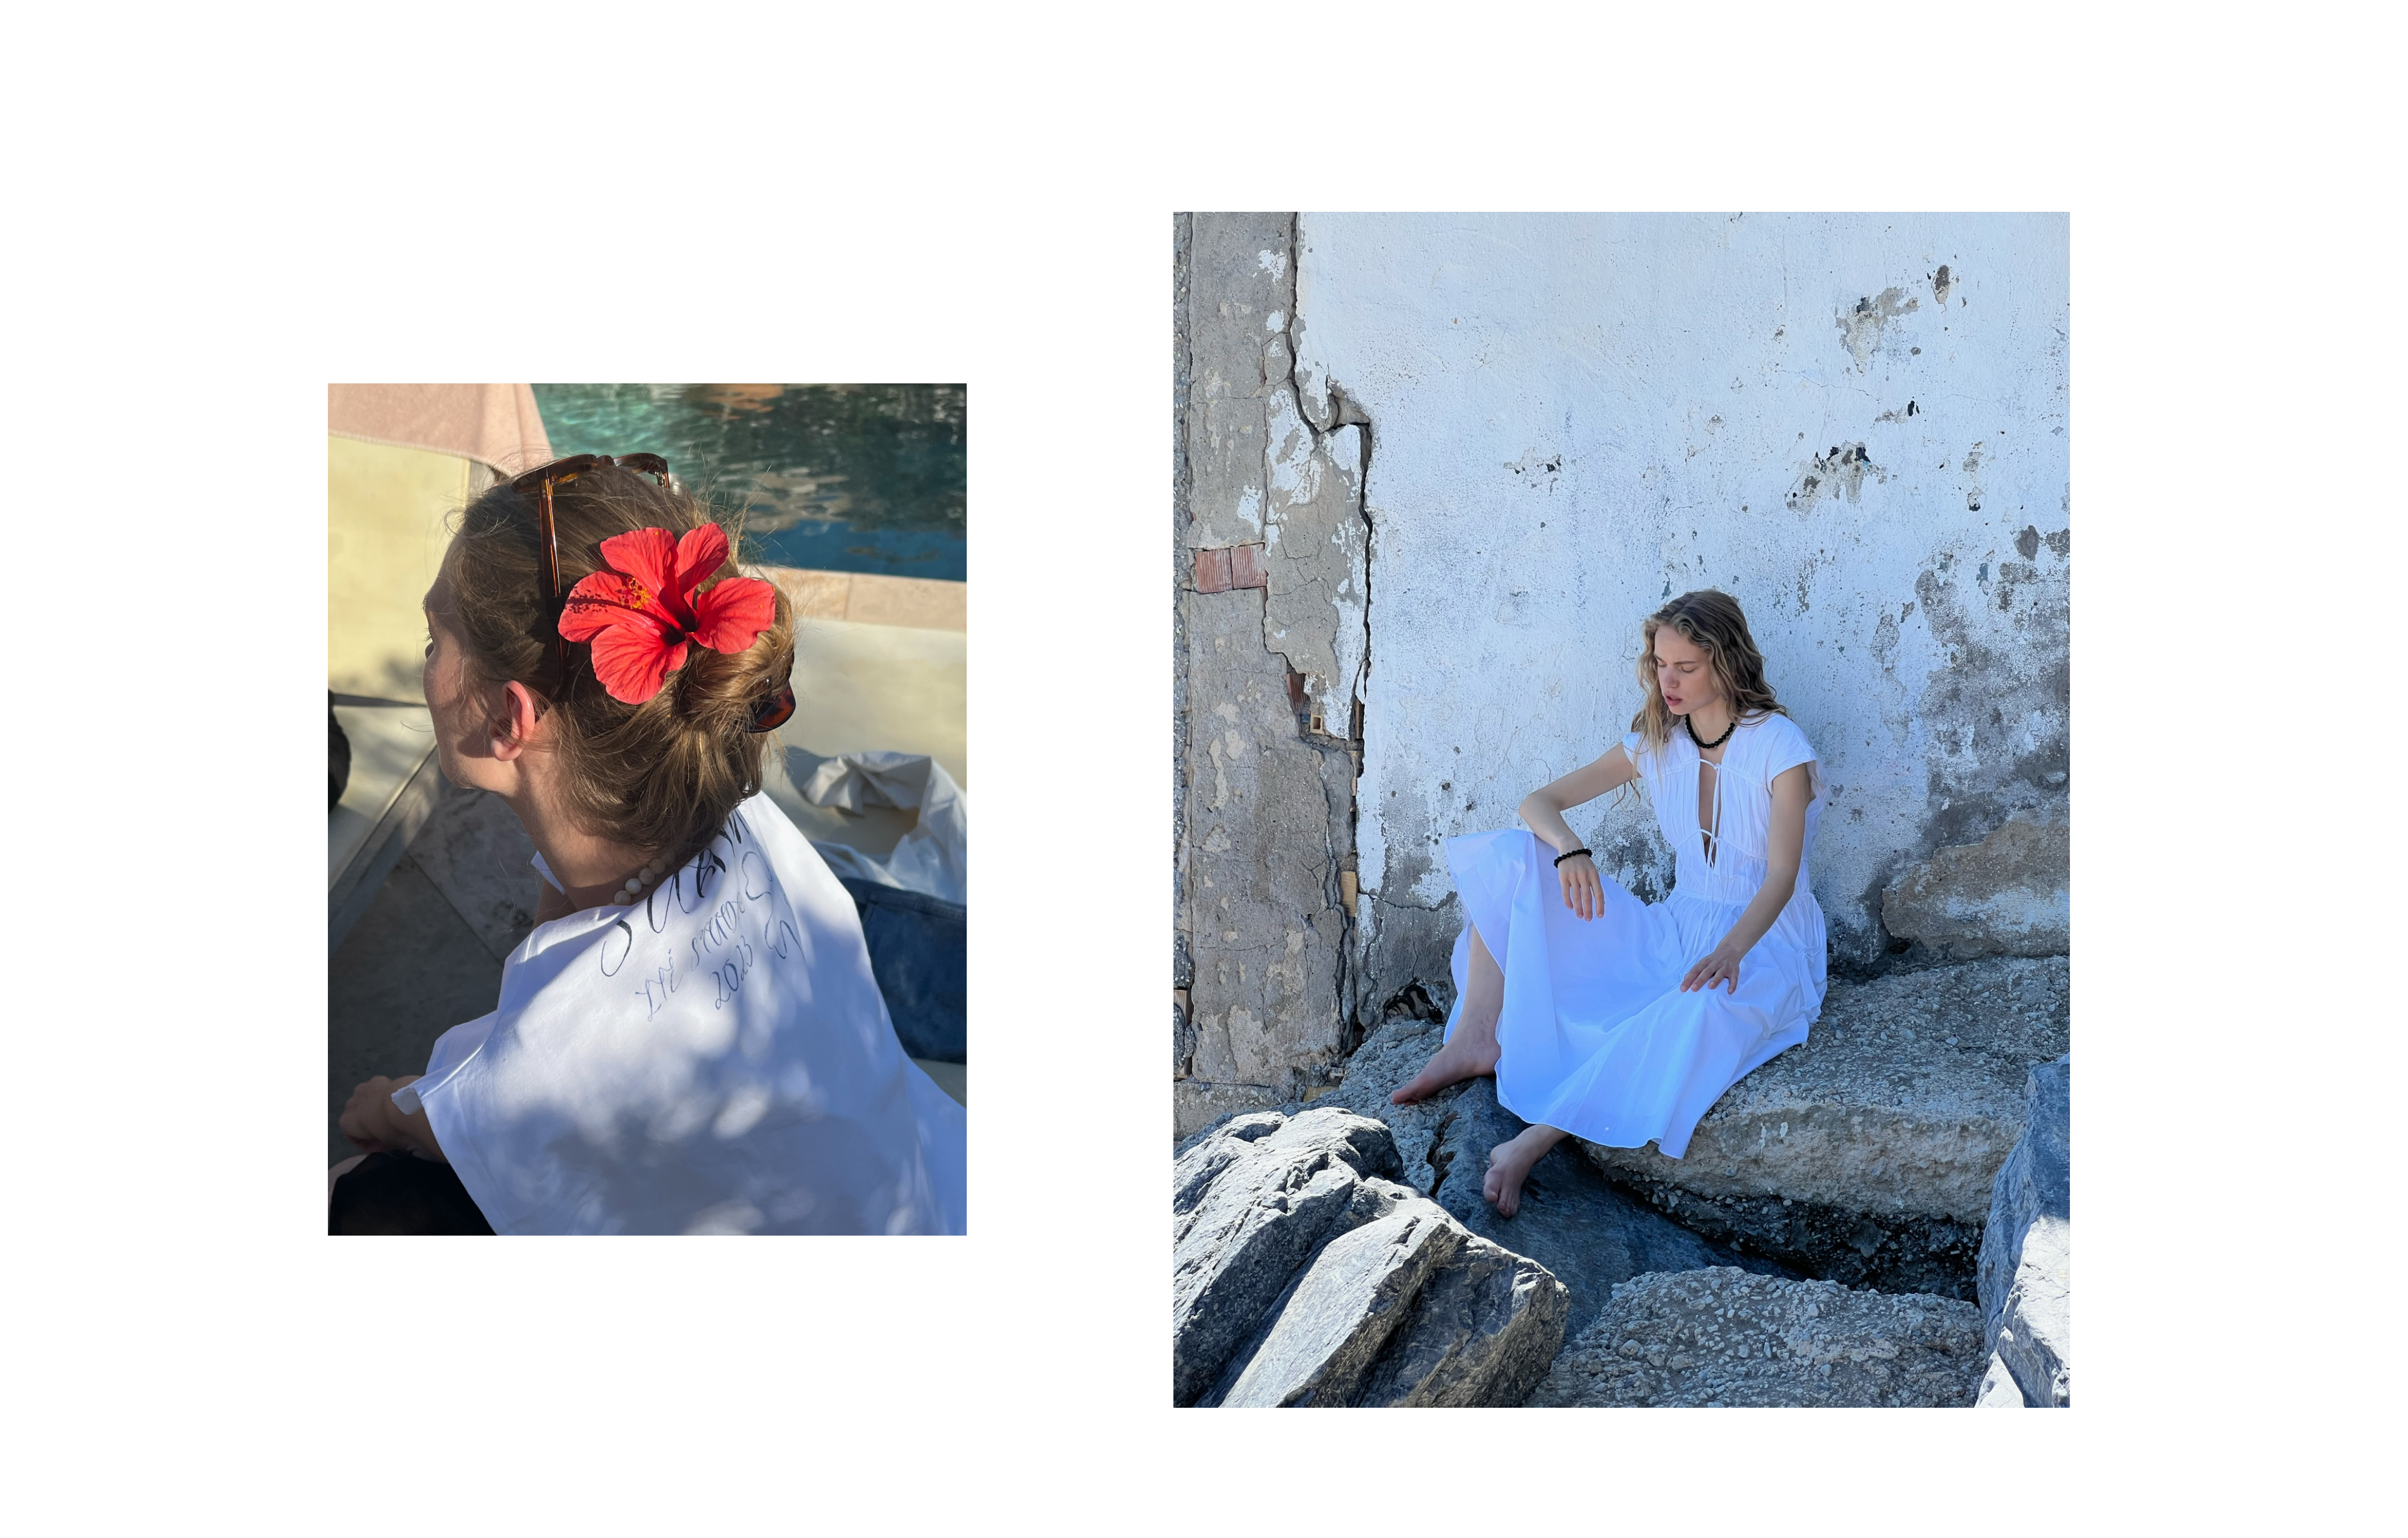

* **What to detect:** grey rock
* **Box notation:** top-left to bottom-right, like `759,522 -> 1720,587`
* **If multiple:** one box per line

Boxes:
1356,1225 -> 1569,1407
1311,1014 -> 1790,1334
1173,1079 -> 1288,1144
1976,1055 -> 2070,1406
1527,1267 -> 1987,1408
1577,956 -> 2068,1295
1172,1108 -> 1401,1405
1216,1204 -> 1463,1407
1972,1350 -> 2026,1407
1883,812 -> 2068,959
1175,1108 -> 1568,1407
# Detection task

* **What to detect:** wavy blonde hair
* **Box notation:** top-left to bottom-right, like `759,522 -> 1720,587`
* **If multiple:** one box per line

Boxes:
1628,589 -> 1787,755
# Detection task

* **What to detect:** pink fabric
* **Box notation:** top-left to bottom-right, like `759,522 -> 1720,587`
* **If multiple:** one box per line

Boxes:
328,383 -> 553,475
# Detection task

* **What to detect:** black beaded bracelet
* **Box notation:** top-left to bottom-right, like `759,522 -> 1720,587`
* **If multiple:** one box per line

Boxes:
1552,847 -> 1593,868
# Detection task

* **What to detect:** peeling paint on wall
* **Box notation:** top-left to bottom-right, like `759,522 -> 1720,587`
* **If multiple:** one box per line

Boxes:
1178,213 -> 2068,1114
1173,214 -> 1374,1138
1286,213 -> 2068,1013
1836,287 -> 1921,371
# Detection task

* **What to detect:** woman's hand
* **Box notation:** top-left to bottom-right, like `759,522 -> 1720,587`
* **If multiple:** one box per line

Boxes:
1556,851 -> 1605,921
339,1075 -> 436,1158
1681,942 -> 1745,994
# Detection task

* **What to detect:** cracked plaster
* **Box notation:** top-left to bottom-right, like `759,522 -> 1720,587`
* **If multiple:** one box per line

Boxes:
1177,213 -> 2069,1123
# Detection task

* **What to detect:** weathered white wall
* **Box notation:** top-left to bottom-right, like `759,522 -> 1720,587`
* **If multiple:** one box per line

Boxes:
1288,213 -> 2069,979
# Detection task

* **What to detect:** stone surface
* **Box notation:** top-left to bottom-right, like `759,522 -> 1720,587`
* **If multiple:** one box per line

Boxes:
1172,1109 -> 1403,1405
1884,812 -> 2069,958
1977,1055 -> 2070,1406
1175,213 -> 1364,1126
1973,1351 -> 2026,1407
1175,1108 -> 1567,1408
1181,212 -> 1286,552
1527,1267 -> 1987,1408
328,852 -> 505,1164
404,775 -> 539,964
758,566 -> 967,631
1300,1014 -> 1791,1334
1216,1203 -> 1462,1407
1354,1226 -> 1569,1408
1176,586 -> 1355,1110
1577,955 -> 2068,1296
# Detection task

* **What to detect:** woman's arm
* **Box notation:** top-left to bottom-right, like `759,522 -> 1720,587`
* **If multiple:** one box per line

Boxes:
1680,762 -> 1813,992
338,1075 -> 448,1162
1520,746 -> 1640,921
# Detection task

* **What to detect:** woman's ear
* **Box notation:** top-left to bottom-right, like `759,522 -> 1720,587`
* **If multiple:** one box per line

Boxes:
489,680 -> 547,761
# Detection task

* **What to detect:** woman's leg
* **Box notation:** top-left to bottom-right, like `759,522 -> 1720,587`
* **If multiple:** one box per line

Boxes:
1483,1123 -> 1567,1218
1391,923 -> 1505,1104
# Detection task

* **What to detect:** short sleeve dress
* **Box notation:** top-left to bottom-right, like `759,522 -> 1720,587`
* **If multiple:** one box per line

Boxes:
1440,711 -> 1828,1158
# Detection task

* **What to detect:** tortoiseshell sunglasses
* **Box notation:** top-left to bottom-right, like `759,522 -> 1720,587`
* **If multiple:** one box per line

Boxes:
510,452 -> 796,733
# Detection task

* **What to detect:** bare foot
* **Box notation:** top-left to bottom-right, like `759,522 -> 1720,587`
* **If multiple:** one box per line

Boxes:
1390,1029 -> 1499,1105
1481,1126 -> 1564,1218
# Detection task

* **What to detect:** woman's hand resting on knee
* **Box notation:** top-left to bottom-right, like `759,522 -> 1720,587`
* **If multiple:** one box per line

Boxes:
1681,943 -> 1745,994
1556,852 -> 1605,921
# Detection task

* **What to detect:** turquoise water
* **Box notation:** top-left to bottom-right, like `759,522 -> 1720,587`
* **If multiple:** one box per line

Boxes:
530,384 -> 965,582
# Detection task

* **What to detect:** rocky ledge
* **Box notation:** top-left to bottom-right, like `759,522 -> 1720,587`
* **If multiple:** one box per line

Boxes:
1182,1015 -> 1791,1341
1173,1108 -> 1567,1407
1975,1056 -> 2070,1406
1528,1267 -> 1988,1408
1576,955 -> 2068,1296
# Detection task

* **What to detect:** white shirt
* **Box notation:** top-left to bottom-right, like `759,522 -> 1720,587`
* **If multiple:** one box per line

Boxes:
395,792 -> 966,1234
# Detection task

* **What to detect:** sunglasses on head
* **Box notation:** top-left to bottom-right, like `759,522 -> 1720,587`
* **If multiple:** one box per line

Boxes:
510,453 -> 796,733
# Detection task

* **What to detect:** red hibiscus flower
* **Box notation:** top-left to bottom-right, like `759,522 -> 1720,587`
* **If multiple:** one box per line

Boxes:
556,524 -> 777,703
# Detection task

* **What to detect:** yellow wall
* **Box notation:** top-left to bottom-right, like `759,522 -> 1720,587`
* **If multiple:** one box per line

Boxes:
327,435 -> 475,701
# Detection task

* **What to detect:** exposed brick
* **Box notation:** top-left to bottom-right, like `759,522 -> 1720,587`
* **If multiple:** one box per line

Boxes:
1195,546 -> 1234,593
1229,541 -> 1268,590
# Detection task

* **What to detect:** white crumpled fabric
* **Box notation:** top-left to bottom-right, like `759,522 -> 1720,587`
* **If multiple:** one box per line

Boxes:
799,751 -> 967,907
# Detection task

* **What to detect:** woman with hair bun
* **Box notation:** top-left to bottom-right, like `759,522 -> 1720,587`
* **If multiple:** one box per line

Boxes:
1390,589 -> 1827,1219
330,454 -> 966,1236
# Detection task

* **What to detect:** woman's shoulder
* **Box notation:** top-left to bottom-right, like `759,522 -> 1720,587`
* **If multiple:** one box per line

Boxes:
1747,710 -> 1816,761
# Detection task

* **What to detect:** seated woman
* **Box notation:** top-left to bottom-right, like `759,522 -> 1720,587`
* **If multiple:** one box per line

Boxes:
1391,589 -> 1826,1219
330,454 -> 966,1235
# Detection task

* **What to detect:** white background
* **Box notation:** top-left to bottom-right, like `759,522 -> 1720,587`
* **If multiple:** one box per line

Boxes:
5,2 -> 2394,1530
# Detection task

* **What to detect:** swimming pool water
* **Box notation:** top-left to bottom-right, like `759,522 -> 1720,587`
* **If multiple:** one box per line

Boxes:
530,384 -> 966,582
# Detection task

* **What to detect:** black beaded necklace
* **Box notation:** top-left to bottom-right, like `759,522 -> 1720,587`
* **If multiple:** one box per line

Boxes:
1684,711 -> 1737,751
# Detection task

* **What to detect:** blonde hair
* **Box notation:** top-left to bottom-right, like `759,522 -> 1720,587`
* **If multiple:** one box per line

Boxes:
443,459 -> 795,862
1628,589 -> 1787,755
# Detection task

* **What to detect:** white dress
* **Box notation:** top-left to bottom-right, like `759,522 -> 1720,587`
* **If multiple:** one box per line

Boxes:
395,791 -> 967,1234
1441,712 -> 1828,1157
